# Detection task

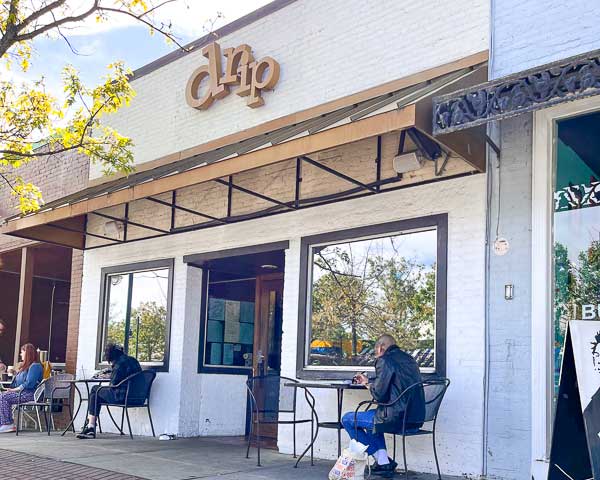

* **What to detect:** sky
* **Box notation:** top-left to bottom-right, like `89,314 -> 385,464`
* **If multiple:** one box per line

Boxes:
313,228 -> 438,282
10,1 -> 271,101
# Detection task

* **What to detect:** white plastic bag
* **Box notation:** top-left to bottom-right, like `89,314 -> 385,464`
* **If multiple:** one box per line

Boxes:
328,439 -> 369,480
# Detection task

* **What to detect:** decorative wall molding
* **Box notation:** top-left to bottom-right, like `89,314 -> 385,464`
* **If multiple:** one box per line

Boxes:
433,49 -> 600,134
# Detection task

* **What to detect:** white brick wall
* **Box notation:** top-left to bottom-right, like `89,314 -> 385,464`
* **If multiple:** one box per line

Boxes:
487,2 -> 597,476
492,0 -> 600,78
76,173 -> 487,476
90,0 -> 489,179
485,116 -> 533,480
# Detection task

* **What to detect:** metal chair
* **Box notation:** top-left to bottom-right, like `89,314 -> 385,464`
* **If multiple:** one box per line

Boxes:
14,379 -> 46,433
95,369 -> 156,439
354,378 -> 450,480
16,373 -> 75,435
245,375 -> 313,466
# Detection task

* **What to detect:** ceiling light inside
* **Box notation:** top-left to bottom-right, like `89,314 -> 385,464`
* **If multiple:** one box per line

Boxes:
260,264 -> 278,270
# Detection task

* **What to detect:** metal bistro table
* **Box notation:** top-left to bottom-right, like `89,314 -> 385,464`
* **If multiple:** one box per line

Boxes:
285,381 -> 367,467
61,378 -> 111,435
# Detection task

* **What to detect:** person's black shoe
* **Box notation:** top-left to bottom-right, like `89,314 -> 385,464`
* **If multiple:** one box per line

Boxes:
76,425 -> 96,439
371,458 -> 397,477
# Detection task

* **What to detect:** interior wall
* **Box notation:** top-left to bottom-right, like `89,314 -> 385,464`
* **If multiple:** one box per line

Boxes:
27,279 -> 70,363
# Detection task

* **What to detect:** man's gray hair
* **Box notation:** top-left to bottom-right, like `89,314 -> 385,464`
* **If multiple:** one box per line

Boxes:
375,334 -> 396,351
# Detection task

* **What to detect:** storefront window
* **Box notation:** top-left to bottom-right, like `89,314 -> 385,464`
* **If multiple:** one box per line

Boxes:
553,111 -> 600,399
202,271 -> 255,370
99,260 -> 173,370
300,216 -> 446,375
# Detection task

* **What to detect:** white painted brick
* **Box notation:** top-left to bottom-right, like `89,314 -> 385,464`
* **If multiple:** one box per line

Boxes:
76,173 -> 487,477
90,0 -> 489,179
492,0 -> 600,78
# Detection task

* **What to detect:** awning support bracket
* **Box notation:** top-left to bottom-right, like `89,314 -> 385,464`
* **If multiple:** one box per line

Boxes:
145,196 -> 226,225
227,176 -> 233,217
485,134 -> 501,157
47,222 -> 123,244
90,211 -> 170,235
375,135 -> 382,191
214,178 -> 295,210
123,203 -> 129,242
295,157 -> 302,208
300,155 -> 378,193
434,151 -> 451,177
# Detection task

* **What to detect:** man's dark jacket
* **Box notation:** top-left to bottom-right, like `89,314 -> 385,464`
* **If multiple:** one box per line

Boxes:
111,354 -> 144,404
369,345 -> 425,434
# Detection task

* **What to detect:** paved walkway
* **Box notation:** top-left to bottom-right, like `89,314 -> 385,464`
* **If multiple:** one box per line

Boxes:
0,433 -> 452,480
0,448 -> 145,480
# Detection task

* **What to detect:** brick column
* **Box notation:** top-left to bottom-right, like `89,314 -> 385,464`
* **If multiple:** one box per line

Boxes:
65,249 -> 84,374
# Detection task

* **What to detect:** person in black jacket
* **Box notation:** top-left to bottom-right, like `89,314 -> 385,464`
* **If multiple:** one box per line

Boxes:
77,343 -> 143,439
341,335 -> 425,477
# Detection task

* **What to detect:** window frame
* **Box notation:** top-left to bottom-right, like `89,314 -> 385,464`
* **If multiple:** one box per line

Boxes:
96,258 -> 174,372
296,214 -> 448,380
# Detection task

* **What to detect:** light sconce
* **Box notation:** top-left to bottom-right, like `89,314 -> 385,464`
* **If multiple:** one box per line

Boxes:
103,219 -> 124,239
504,284 -> 514,301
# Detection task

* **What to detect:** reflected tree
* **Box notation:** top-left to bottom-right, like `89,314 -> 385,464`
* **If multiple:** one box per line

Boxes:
311,242 -> 436,363
130,301 -> 166,362
106,301 -> 166,362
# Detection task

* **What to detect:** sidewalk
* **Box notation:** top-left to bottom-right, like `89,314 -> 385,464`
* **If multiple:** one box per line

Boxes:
0,433 -> 453,480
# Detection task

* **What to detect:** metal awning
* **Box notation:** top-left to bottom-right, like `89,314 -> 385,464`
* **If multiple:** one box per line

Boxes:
1,61 -> 488,249
433,48 -> 600,135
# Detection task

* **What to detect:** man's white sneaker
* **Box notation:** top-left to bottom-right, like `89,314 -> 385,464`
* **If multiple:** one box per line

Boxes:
0,424 -> 15,433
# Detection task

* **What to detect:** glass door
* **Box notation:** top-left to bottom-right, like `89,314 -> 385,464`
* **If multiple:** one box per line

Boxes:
553,110 -> 600,408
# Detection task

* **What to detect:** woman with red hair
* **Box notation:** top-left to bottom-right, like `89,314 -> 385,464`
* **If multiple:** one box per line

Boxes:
0,343 -> 43,433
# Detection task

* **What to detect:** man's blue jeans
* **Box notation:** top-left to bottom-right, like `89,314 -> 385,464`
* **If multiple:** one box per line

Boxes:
341,409 -> 386,455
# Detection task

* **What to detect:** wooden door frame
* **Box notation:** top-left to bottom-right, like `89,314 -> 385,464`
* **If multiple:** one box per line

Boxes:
252,272 -> 284,375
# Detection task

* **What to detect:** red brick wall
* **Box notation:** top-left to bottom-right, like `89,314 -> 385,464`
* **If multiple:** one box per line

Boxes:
65,250 -> 83,373
0,148 -> 89,373
0,148 -> 89,253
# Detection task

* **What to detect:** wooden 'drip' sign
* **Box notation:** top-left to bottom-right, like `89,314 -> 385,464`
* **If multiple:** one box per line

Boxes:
186,42 -> 280,110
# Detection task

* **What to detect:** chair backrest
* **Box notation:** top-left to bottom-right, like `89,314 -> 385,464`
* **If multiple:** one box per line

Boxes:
421,378 -> 450,423
33,379 -> 47,403
41,361 -> 52,380
246,375 -> 299,418
44,373 -> 75,400
128,370 -> 156,403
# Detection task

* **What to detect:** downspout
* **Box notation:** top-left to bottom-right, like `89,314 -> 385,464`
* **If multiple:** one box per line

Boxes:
483,0 -> 496,477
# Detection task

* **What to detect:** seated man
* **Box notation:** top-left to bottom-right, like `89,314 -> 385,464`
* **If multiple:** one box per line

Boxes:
341,335 -> 425,477
77,343 -> 143,439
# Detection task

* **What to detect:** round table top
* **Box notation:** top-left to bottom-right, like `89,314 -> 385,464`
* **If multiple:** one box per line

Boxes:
68,377 -> 111,383
284,381 -> 367,390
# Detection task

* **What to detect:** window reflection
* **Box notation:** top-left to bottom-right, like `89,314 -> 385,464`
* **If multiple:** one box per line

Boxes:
105,274 -> 129,348
101,266 -> 170,367
307,229 -> 437,369
553,111 -> 600,401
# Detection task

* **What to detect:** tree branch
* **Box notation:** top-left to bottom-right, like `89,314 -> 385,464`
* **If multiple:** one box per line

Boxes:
96,5 -> 187,50
0,170 -> 18,194
16,0 -> 67,33
13,1 -> 100,44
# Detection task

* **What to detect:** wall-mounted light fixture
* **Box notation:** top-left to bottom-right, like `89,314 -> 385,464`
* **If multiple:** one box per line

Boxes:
504,284 -> 514,300
103,220 -> 124,239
